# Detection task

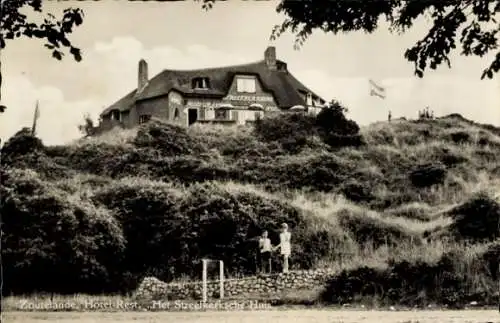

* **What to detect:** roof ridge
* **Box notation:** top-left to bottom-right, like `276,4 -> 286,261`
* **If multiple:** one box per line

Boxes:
158,59 -> 266,73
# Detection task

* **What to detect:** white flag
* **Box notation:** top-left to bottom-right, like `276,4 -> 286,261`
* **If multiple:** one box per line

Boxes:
369,79 -> 386,99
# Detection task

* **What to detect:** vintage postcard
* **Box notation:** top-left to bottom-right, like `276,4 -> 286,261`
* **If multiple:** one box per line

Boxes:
1,1 -> 499,322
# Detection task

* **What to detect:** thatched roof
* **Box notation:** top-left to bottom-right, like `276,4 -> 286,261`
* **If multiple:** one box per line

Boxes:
101,59 -> 326,116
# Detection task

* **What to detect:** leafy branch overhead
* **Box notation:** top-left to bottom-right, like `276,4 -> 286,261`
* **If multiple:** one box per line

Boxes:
0,0 -> 84,61
204,0 -> 500,79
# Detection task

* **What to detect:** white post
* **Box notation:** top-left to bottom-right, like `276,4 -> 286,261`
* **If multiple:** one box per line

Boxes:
219,260 -> 224,299
202,259 -> 208,303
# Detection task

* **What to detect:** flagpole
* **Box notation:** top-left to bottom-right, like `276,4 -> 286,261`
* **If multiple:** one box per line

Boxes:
31,100 -> 39,136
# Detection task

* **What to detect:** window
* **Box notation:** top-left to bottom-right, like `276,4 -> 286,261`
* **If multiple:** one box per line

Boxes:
192,77 -> 210,89
215,108 -> 229,120
139,115 -> 151,124
236,77 -> 256,93
110,110 -> 120,121
306,93 -> 313,106
174,108 -> 180,120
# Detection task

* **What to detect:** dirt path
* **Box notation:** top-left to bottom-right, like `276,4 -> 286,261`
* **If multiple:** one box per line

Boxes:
3,310 -> 500,323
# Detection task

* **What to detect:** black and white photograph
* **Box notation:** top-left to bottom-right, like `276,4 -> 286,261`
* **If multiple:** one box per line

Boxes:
1,0 -> 499,322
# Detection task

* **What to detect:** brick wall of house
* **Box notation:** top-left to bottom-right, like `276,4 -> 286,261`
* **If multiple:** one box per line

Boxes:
135,95 -> 170,124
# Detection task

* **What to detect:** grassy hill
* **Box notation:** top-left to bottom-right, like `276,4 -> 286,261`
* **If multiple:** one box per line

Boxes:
1,109 -> 499,307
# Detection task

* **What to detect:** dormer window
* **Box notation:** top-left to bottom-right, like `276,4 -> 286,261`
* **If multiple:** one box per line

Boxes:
306,93 -> 313,106
236,76 -> 256,93
277,62 -> 287,71
192,77 -> 210,90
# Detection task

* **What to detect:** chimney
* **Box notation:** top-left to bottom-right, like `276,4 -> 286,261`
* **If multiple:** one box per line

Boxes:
138,59 -> 148,90
264,46 -> 277,70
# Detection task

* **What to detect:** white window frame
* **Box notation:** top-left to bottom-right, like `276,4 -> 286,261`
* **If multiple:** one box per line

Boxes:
306,93 -> 313,106
236,76 -> 256,93
193,77 -> 210,90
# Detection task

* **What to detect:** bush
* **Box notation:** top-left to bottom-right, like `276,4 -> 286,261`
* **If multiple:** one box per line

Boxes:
94,180 -> 184,283
440,152 -> 468,168
480,242 -> 500,280
236,153 -> 355,192
447,193 -> 500,242
315,101 -> 363,149
449,131 -> 470,144
94,180 -> 346,282
340,180 -> 375,203
1,128 -> 44,165
253,112 -> 317,153
1,129 -> 74,180
409,163 -> 447,188
134,120 -> 205,156
320,266 -> 386,304
477,137 -> 489,146
253,103 -> 363,152
315,101 -> 359,136
321,250 -> 495,307
1,168 -> 126,294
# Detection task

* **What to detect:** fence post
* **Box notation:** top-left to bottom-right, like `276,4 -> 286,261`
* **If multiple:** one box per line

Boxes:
202,259 -> 207,303
219,260 -> 224,299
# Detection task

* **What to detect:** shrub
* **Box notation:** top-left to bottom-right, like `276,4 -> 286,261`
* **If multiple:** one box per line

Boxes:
133,119 -> 205,156
321,250 -> 495,307
253,112 -> 317,153
409,163 -> 447,188
449,131 -> 470,144
94,180 -> 184,284
322,133 -> 364,149
315,101 -> 363,149
447,192 -> 500,242
440,152 -> 468,168
480,242 -> 500,280
1,129 -> 73,180
1,128 -> 44,165
173,183 -> 309,276
94,180 -> 346,282
315,101 -> 359,136
320,266 -> 387,304
477,137 -> 489,146
340,180 -> 375,203
239,153 -> 355,192
1,168 -> 126,294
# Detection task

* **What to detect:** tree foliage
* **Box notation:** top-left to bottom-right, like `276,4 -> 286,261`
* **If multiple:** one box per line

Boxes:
0,0 -> 84,112
78,113 -> 96,137
203,0 -> 500,79
273,0 -> 500,79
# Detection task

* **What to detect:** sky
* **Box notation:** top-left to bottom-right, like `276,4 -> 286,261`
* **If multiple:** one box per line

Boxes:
1,1 -> 499,145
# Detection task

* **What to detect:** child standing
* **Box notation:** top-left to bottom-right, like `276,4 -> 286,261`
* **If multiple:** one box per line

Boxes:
275,223 -> 291,273
258,230 -> 272,274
